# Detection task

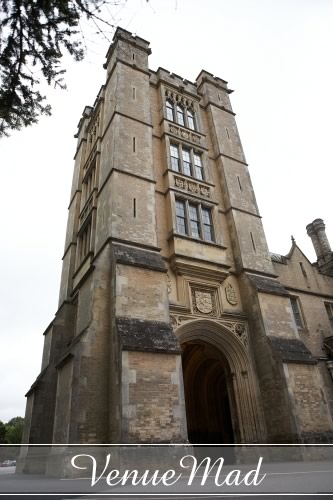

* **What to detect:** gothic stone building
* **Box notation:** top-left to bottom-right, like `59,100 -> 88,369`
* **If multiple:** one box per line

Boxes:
22,28 -> 333,449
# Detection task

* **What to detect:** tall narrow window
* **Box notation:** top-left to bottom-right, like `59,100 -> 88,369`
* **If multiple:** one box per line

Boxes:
187,109 -> 196,130
202,208 -> 214,241
325,303 -> 333,331
189,203 -> 200,238
132,87 -> 136,100
132,137 -> 136,153
250,232 -> 256,253
299,262 -> 307,278
82,165 -> 96,205
182,148 -> 192,176
170,144 -> 180,171
194,153 -> 204,180
176,105 -> 185,126
176,200 -> 187,235
291,298 -> 303,329
166,100 -> 174,121
78,220 -> 92,264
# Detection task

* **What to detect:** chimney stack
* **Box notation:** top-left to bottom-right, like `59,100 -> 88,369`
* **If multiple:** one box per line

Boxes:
306,222 -> 322,258
306,219 -> 331,258
306,218 -> 333,275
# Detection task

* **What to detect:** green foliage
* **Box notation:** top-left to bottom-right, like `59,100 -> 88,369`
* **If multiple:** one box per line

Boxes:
0,421 -> 6,444
0,0 -> 120,137
0,417 -> 24,444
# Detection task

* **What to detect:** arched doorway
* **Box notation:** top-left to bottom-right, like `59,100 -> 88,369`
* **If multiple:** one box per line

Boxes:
182,341 -> 235,444
175,319 -> 267,444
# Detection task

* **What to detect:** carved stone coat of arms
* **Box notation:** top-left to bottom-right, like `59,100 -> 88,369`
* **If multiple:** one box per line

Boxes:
194,291 -> 213,314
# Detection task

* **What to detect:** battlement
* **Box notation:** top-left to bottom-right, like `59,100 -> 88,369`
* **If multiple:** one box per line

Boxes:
150,67 -> 232,97
150,67 -> 198,97
104,27 -> 151,69
196,69 -> 233,93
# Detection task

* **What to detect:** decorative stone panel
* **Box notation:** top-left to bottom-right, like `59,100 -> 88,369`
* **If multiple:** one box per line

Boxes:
169,124 -> 202,145
225,283 -> 238,305
191,287 -> 217,317
174,175 -> 211,198
170,314 -> 248,349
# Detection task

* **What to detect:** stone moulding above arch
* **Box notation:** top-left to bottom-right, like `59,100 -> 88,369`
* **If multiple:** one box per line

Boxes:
170,315 -> 248,351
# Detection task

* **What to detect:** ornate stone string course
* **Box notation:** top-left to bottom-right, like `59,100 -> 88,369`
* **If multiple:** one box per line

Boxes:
174,175 -> 211,198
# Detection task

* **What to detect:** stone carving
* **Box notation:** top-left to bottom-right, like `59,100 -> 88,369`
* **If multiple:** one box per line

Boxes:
166,273 -> 172,294
192,289 -> 216,316
169,313 -> 248,348
225,283 -> 238,305
170,314 -> 190,330
174,177 -> 186,189
221,321 -> 248,348
195,291 -> 213,314
168,123 -> 201,145
188,182 -> 199,194
170,314 -> 178,330
173,175 -> 211,198
191,134 -> 201,144
200,186 -> 210,197
169,125 -> 179,136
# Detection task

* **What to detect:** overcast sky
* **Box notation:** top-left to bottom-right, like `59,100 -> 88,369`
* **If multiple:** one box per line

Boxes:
1,0 -> 332,422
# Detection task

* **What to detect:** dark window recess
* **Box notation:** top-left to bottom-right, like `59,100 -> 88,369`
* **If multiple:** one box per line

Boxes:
291,298 -> 303,329
325,303 -> 333,331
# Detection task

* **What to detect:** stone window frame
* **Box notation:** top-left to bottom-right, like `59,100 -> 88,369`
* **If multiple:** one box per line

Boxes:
324,302 -> 333,331
84,108 -> 101,163
290,296 -> 305,330
165,97 -> 197,131
81,162 -> 97,207
76,214 -> 93,267
169,142 -> 205,181
163,87 -> 200,132
174,196 -> 215,243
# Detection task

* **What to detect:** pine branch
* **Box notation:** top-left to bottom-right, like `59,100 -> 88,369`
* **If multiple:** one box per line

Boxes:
0,0 -> 125,137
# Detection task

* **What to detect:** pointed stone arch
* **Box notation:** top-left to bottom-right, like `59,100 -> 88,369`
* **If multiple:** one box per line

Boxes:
174,318 -> 267,443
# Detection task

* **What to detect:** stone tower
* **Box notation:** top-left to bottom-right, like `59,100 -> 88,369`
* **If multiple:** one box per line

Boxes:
21,28 -> 333,456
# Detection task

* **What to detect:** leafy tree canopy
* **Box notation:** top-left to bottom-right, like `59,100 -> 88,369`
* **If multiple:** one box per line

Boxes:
0,0 -> 122,137
0,417 -> 24,444
0,421 -> 6,444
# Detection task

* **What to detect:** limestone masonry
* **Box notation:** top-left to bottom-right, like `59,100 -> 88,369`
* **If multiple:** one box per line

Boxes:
21,28 -> 333,458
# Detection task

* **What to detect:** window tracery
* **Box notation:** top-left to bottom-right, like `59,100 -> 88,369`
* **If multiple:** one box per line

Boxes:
165,89 -> 197,131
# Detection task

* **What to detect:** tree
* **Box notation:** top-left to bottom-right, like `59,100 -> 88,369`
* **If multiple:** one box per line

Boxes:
0,0 -> 124,137
4,417 -> 24,444
0,420 -> 7,444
